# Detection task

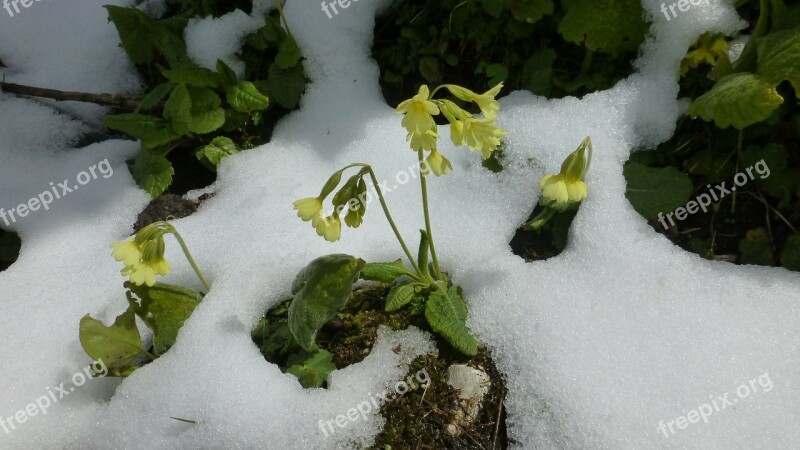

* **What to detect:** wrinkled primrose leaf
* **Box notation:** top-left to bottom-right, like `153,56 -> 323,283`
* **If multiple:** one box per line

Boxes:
79,298 -> 146,377
286,349 -> 336,388
425,284 -> 479,356
288,254 -> 366,351
126,282 -> 204,356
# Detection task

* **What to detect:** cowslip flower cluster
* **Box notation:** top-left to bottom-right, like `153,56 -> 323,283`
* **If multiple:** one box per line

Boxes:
111,222 -> 173,286
293,167 -> 369,242
396,83 -> 507,175
525,137 -> 592,230
111,220 -> 210,290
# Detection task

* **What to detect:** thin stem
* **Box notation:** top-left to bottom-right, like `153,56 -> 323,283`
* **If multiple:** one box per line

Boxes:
580,49 -> 594,75
169,230 -> 211,292
364,167 -> 422,274
274,0 -> 295,40
418,150 -> 444,280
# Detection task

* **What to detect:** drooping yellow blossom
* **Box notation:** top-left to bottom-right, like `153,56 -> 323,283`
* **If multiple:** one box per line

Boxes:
110,222 -> 172,287
111,240 -> 141,267
425,149 -> 453,176
680,33 -> 728,76
396,85 -> 440,135
538,137 -> 592,210
444,83 -> 503,119
407,127 -> 439,152
315,214 -> 342,242
454,117 -> 507,158
293,197 -> 324,226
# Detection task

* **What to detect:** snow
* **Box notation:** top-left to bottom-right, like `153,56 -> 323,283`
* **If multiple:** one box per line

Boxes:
0,0 -> 798,448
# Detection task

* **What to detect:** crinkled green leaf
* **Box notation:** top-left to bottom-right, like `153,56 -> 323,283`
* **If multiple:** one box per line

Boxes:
132,147 -> 174,198
79,300 -> 145,377
687,73 -> 784,130
385,283 -> 424,312
187,87 -> 226,134
216,59 -> 238,88
624,163 -> 693,221
161,66 -> 221,88
149,23 -> 190,68
360,259 -> 417,284
425,285 -> 478,356
757,27 -> 800,91
286,349 -> 336,388
559,0 -> 648,55
103,113 -> 181,148
267,63 -> 306,109
126,282 -> 204,356
275,35 -> 302,69
136,81 -> 174,113
226,81 -> 270,112
104,6 -> 155,65
163,83 -> 192,135
288,254 -> 366,351
196,136 -> 239,167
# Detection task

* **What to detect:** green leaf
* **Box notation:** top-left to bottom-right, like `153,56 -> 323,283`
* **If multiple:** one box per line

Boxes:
360,259 -> 417,283
163,83 -> 193,135
756,27 -> 800,92
79,300 -> 145,377
424,285 -> 478,356
738,228 -> 773,266
126,282 -> 203,356
275,35 -> 302,69
186,87 -> 226,134
132,147 -> 174,198
286,349 -> 336,389
103,113 -> 181,148
780,234 -> 800,271
196,136 -> 239,167
558,0 -> 648,55
418,230 -> 430,278
687,73 -> 784,130
288,255 -> 366,351
267,63 -> 306,109
418,56 -> 441,83
150,23 -> 191,68
104,6 -> 155,65
161,66 -> 221,88
385,283 -> 423,312
521,49 -> 556,96
136,82 -> 174,113
624,162 -> 693,222
485,64 -> 509,86
216,59 -> 238,88
509,0 -> 554,23
226,81 -> 270,112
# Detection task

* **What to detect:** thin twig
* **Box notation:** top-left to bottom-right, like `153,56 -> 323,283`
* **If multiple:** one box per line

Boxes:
1,81 -> 142,111
492,393 -> 505,450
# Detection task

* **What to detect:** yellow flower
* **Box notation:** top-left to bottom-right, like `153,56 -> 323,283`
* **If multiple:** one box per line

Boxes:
539,174 -> 588,208
111,240 -> 141,267
293,197 -> 324,226
150,257 -> 171,276
315,214 -> 342,242
538,137 -> 592,210
407,127 -> 439,151
473,83 -> 503,119
425,149 -> 453,176
397,85 -> 440,135
443,83 -> 503,119
458,118 -> 507,158
123,262 -> 158,287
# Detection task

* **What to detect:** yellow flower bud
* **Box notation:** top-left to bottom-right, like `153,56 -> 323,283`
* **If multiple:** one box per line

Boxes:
425,149 -> 453,176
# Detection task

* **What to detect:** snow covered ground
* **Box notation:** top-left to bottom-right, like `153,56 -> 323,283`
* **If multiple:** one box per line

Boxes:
0,0 -> 798,448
